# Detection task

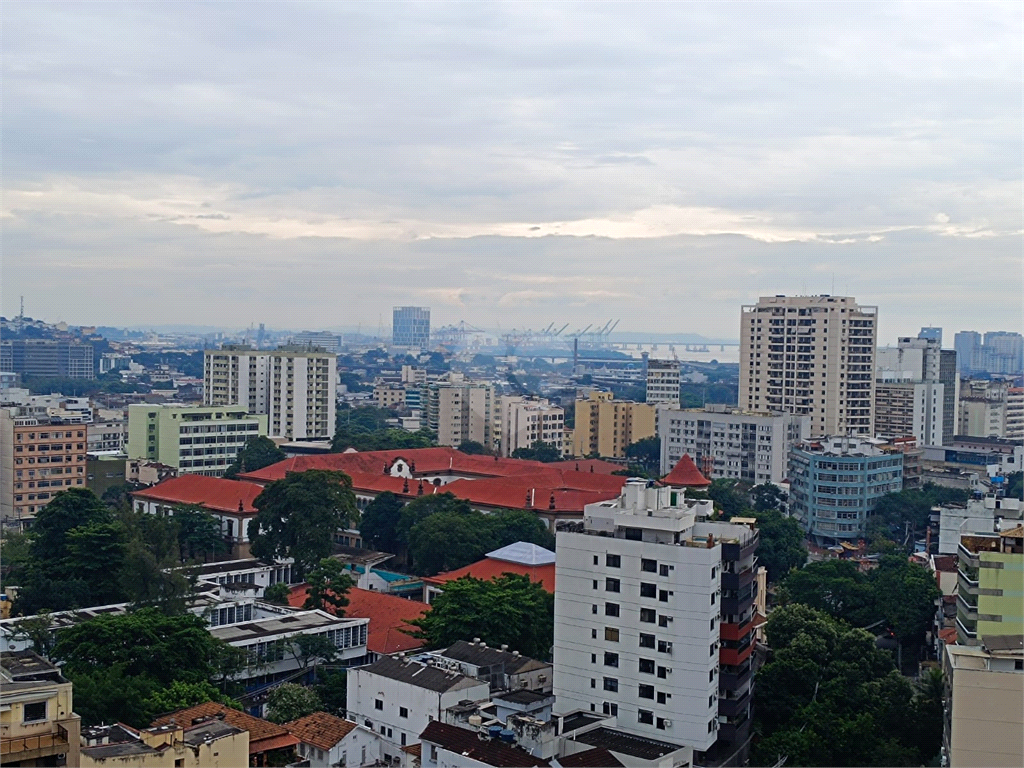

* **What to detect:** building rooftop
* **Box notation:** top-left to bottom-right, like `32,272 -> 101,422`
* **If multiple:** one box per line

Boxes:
208,609 -> 364,644
285,712 -> 357,751
0,649 -> 68,684
487,542 -> 556,566
287,585 -> 428,655
180,719 -> 245,746
557,748 -> 625,767
422,554 -> 556,593
440,640 -> 548,675
419,721 -> 550,767
559,712 -> 605,734
358,655 -> 485,694
574,727 -> 684,760
132,474 -> 265,515
494,689 -> 552,705
661,454 -> 711,488
151,702 -> 297,754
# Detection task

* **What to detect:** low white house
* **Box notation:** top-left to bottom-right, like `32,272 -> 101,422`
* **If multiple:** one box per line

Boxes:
347,656 -> 490,764
285,712 -> 382,767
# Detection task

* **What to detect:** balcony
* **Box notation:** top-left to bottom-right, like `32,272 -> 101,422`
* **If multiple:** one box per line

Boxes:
1,723 -> 70,762
720,640 -> 754,667
719,616 -> 756,642
721,566 -> 755,592
717,712 -> 751,742
718,689 -> 751,718
719,662 -> 752,691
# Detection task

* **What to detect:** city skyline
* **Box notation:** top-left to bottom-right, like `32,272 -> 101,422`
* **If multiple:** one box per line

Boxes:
3,2 -> 1021,338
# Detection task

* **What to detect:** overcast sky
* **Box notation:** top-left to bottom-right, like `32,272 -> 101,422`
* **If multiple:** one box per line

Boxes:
3,1 -> 1021,342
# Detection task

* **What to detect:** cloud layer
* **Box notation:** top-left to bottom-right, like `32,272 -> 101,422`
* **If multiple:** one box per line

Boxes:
2,1 -> 1021,340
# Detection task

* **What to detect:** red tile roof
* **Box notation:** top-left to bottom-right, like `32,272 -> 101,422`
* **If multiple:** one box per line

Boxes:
420,721 -> 550,767
422,558 -> 555,593
287,585 -> 428,655
132,475 -> 265,515
931,555 -> 958,573
558,748 -> 625,767
151,702 -> 297,754
285,712 -> 357,751
938,627 -> 958,645
661,454 -> 711,488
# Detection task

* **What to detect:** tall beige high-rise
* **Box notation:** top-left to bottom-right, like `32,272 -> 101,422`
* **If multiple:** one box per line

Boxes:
740,295 -> 877,437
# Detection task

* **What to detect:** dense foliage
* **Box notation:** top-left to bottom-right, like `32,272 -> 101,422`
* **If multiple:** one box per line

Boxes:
407,574 -> 554,660
249,470 -> 358,576
511,439 -> 562,462
396,493 -> 555,576
867,484 -> 969,551
302,558 -> 354,613
332,405 -> 436,451
224,435 -> 286,478
357,491 -> 405,553
51,608 -> 243,726
751,508 -> 807,583
266,683 -> 323,723
625,436 -> 661,473
778,556 -> 940,648
753,604 -> 943,766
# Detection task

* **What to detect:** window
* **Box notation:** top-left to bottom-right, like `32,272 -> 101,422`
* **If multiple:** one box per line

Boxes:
593,555 -> 599,565
606,554 -> 621,568
638,710 -> 654,725
710,643 -> 717,657
592,604 -> 598,614
659,564 -> 671,577
657,717 -> 669,730
658,640 -> 673,654
659,589 -> 671,602
401,733 -> 407,746
23,701 -> 46,723
593,580 -> 598,589
709,669 -> 715,682
605,627 -> 619,642
591,678 -> 596,687
387,728 -> 392,738
603,677 -> 618,692
639,658 -> 655,674
640,582 -> 657,598
592,628 -> 598,639
658,666 -> 669,679
657,691 -> 670,705
641,558 -> 657,573
605,578 -> 620,592
602,702 -> 618,716
640,608 -> 656,623
399,707 -> 408,718
375,699 -> 383,711
431,746 -> 438,761
708,720 -> 716,733
639,633 -> 655,649
605,603 -> 620,617
175,760 -> 185,768
604,652 -> 619,667
638,684 -> 654,699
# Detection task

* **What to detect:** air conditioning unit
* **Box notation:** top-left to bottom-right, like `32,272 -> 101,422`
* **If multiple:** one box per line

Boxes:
662,720 -> 672,727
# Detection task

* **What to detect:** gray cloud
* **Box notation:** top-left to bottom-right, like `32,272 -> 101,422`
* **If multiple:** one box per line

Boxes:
2,1 -> 1020,340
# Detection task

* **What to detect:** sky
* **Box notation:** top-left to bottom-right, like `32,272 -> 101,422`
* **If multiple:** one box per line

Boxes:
2,1 -> 1021,343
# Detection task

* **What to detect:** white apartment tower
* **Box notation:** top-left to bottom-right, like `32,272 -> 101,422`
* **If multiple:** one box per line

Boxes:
427,382 -> 495,449
554,481 -> 759,764
740,295 -> 877,437
646,359 -> 681,408
204,345 -> 337,441
495,396 -> 565,457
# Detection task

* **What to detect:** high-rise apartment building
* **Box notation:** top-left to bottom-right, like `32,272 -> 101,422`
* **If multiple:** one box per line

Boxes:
126,404 -> 267,476
658,405 -> 809,485
645,359 -> 681,408
495,396 -> 565,457
1,409 -> 88,530
955,330 -> 1024,375
290,331 -> 342,353
392,306 -> 431,348
958,379 -> 1009,439
0,339 -> 95,379
571,392 -> 655,459
1005,388 -> 1024,442
874,336 -> 957,445
203,346 -> 336,440
788,436 -> 904,544
427,382 -> 495,449
553,481 -> 760,765
740,295 -> 877,437
918,327 -> 942,344
955,528 -> 1024,645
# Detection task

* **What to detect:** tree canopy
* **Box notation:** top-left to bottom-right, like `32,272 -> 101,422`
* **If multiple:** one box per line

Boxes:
753,604 -> 942,767
224,435 -> 286,478
625,436 -> 661,473
357,491 -> 405,553
406,574 -> 554,660
751,508 -> 806,583
332,407 -> 436,451
868,484 -> 969,551
303,558 -> 354,613
266,683 -> 323,724
511,440 -> 562,463
249,470 -> 358,576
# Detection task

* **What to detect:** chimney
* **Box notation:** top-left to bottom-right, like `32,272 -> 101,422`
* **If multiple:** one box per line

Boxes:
238,499 -> 244,513
403,478 -> 409,494
383,463 -> 388,475
417,481 -> 424,496
549,493 -> 556,511
410,460 -> 416,472
525,491 -> 533,509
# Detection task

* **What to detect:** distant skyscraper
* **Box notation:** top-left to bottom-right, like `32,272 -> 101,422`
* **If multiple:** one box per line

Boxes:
918,327 -> 942,345
954,330 -> 1023,375
954,331 -> 982,372
740,295 -> 877,437
392,306 -> 430,348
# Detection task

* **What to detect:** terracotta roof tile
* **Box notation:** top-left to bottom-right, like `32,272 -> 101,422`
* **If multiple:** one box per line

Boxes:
287,586 -> 429,655
285,712 -> 357,751
132,475 -> 264,515
150,702 -> 296,754
422,559 -> 555,593
661,454 -> 711,488
557,748 -> 625,767
420,721 -> 549,767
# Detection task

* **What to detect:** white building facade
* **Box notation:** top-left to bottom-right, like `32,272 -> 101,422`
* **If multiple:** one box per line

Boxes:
495,396 -> 565,457
658,405 -> 809,485
740,295 -> 877,437
554,481 -> 760,763
645,360 -> 681,408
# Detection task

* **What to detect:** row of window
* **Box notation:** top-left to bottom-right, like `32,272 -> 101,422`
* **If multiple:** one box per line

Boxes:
16,431 -> 84,440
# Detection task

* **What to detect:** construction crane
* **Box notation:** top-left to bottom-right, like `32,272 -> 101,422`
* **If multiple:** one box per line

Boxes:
433,320 -> 485,348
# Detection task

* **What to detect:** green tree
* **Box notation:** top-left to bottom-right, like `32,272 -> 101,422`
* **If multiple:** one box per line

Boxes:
868,484 -> 970,551
625,436 -> 661,473
511,440 -> 561,463
287,633 -> 339,671
358,491 -> 405,553
778,559 -> 875,625
751,482 -> 787,513
314,669 -> 347,715
120,538 -> 197,615
144,680 -> 241,717
249,470 -> 358,577
407,574 -> 554,660
705,478 -> 751,518
224,436 -> 286,478
752,604 -> 922,767
263,582 -> 292,605
266,683 -> 323,724
303,558 -> 354,613
1003,471 -> 1022,500
8,611 -> 56,656
0,531 -> 33,584
751,509 -> 806,583
395,493 -> 463,547
62,521 -> 127,605
868,555 -> 941,647
456,440 -> 490,455
172,505 -> 226,562
28,488 -> 111,563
